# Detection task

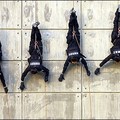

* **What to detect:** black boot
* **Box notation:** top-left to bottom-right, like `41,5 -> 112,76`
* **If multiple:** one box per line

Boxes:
32,21 -> 40,28
44,75 -> 48,82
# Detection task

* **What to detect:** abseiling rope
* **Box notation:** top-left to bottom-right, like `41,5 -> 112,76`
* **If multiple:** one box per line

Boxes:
34,34 -> 42,58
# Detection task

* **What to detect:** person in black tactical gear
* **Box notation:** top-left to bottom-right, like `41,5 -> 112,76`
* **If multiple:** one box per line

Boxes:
95,5 -> 120,75
20,22 -> 49,91
0,42 -> 8,93
58,8 -> 90,82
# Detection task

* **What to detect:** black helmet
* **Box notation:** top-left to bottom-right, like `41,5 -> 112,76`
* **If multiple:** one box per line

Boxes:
31,68 -> 37,74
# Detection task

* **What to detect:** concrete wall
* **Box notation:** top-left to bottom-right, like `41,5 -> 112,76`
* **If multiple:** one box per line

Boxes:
0,1 -> 120,119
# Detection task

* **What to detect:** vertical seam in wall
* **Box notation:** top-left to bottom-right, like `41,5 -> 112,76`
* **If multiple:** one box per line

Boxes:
80,0 -> 83,119
35,1 -> 37,22
21,0 -> 23,119
35,1 -> 48,118
73,1 -> 82,119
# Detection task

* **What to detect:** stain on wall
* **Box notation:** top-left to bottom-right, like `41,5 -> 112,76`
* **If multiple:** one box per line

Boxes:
44,4 -> 52,22
64,10 -> 70,22
87,9 -> 93,20
1,7 -> 9,23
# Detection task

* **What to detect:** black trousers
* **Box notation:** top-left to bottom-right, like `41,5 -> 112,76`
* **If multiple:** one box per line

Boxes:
29,26 -> 43,55
31,26 -> 41,41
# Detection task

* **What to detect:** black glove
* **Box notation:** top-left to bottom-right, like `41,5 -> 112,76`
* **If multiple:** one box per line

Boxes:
4,87 -> 8,93
44,75 -> 48,82
0,56 -> 2,61
58,74 -> 65,82
87,70 -> 91,76
94,68 -> 100,75
20,82 -> 25,91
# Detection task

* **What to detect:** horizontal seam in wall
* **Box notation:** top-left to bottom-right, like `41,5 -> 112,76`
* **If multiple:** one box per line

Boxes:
12,60 -> 113,61
83,92 -> 120,93
1,60 -> 113,61
0,92 -> 81,94
0,92 -> 120,94
0,28 -> 113,30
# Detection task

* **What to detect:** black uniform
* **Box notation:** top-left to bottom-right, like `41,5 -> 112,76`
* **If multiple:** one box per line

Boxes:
58,9 -> 90,82
20,23 -> 49,91
0,42 -> 8,93
95,6 -> 120,75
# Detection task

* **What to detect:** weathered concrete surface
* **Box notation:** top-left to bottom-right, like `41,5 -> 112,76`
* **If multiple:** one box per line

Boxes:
22,1 -> 35,29
0,1 -> 21,28
45,61 -> 81,92
82,1 -> 118,29
36,1 -> 74,29
0,1 -> 120,119
0,93 -> 21,119
82,93 -> 120,119
82,61 -> 120,92
0,61 -> 21,92
82,30 -> 112,60
0,30 -> 21,60
23,93 -> 81,119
